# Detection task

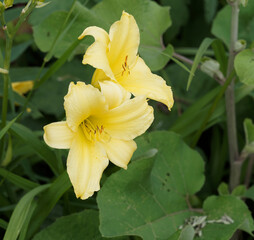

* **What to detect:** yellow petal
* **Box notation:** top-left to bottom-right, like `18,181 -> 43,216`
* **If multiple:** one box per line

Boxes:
91,69 -> 110,88
101,96 -> 154,140
79,26 -> 115,80
103,138 -> 137,169
43,121 -> 74,149
64,82 -> 107,131
108,11 -> 140,74
12,80 -> 34,95
119,57 -> 174,110
67,128 -> 109,200
99,81 -> 131,109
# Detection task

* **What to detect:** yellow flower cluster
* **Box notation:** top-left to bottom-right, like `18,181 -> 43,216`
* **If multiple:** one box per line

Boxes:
43,11 -> 174,200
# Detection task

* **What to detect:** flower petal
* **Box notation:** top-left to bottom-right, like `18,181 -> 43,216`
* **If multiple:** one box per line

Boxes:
43,121 -> 74,149
108,11 -> 140,74
101,95 -> 154,140
67,128 -> 109,199
103,138 -> 137,169
79,26 -> 115,80
99,81 -> 131,109
119,57 -> 174,110
64,82 -> 107,131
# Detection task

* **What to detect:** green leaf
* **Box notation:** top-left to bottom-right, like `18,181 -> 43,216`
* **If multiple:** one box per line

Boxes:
232,185 -> 247,197
3,184 -> 50,240
204,0 -> 218,23
27,171 -> 72,238
186,38 -> 214,90
0,218 -> 8,230
10,123 -> 60,175
202,195 -> 254,238
235,49 -> 254,85
244,185 -> 254,201
32,210 -> 128,240
33,0 -> 171,71
168,225 -> 195,240
243,118 -> 254,154
0,168 -> 39,190
98,131 -> 205,239
160,0 -> 189,41
217,182 -> 229,196
0,114 -> 21,140
212,3 -> 254,47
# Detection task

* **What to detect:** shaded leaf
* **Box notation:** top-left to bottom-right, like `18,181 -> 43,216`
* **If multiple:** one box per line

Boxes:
32,210 -> 128,240
98,131 -> 205,240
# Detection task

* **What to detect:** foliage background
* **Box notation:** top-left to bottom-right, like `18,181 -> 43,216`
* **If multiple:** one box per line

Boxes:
1,0 -> 254,239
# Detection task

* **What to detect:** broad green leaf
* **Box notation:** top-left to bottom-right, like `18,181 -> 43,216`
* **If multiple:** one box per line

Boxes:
218,182 -> 229,196
212,3 -> 254,47
232,185 -> 247,197
98,131 -> 205,240
243,118 -> 254,154
204,0 -> 218,23
27,171 -> 72,238
202,195 -> 254,239
168,225 -> 195,240
0,168 -> 39,190
235,49 -> 254,85
160,0 -> 189,41
33,0 -> 172,71
244,185 -> 254,201
3,184 -> 50,240
32,210 -> 128,240
10,123 -> 60,175
186,38 -> 214,90
11,41 -> 33,62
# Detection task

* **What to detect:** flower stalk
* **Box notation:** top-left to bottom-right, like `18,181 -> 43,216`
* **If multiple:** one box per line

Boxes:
226,0 -> 241,190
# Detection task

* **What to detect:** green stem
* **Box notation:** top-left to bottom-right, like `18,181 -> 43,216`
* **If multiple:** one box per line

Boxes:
226,0 -> 240,191
0,1 -> 36,162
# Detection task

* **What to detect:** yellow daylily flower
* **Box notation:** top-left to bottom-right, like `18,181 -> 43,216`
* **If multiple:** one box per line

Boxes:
43,81 -> 154,199
12,80 -> 34,96
78,11 -> 174,110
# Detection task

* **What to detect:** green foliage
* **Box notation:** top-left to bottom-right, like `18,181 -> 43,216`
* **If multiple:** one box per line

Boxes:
1,0 -> 254,239
32,210 -> 128,240
32,0 -> 172,71
235,49 -> 254,85
212,2 -> 254,47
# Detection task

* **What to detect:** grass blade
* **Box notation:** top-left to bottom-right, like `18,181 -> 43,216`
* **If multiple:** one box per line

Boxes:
10,123 -> 60,175
186,38 -> 214,90
27,171 -> 72,238
3,184 -> 50,240
0,168 -> 39,190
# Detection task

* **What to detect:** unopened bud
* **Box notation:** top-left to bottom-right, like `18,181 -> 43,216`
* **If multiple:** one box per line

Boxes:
4,0 -> 13,8
241,0 -> 248,7
200,57 -> 224,80
36,1 -> 50,8
234,39 -> 246,52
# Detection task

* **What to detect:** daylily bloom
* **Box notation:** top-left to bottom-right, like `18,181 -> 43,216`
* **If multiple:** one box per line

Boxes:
43,81 -> 153,199
78,11 -> 174,110
12,80 -> 33,96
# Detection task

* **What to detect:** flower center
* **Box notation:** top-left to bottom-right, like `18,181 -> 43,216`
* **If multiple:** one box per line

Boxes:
121,55 -> 131,76
80,119 -> 111,143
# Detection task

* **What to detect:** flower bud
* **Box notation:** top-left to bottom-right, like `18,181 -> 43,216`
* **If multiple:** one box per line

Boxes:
234,39 -> 246,52
4,0 -> 13,8
200,57 -> 224,80
241,0 -> 248,7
